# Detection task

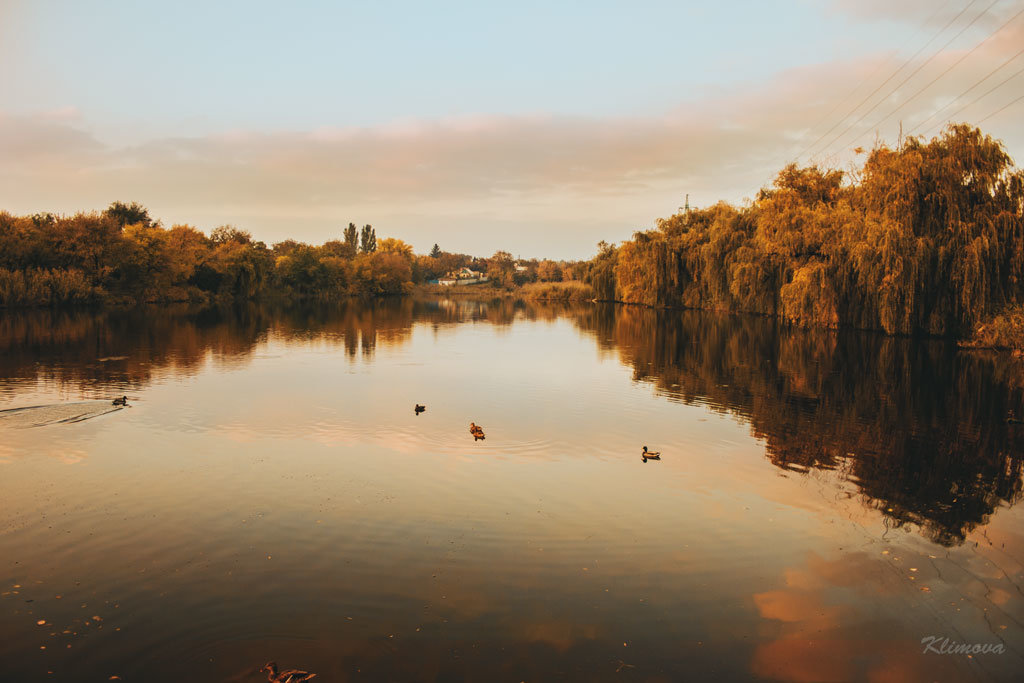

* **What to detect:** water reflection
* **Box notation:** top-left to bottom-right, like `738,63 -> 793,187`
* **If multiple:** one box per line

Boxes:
0,298 -> 560,393
3,299 -> 1020,548
572,305 -> 1024,547
1,297 -> 1022,682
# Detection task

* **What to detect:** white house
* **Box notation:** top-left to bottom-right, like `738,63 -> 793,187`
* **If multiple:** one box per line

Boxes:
439,267 -> 488,286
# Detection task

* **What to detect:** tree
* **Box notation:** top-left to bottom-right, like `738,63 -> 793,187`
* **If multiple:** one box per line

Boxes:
537,260 -> 563,282
585,241 -> 618,301
360,224 -> 376,253
486,250 -> 515,287
430,243 -> 442,258
352,251 -> 412,295
210,225 -> 252,245
377,237 -> 413,258
343,222 -> 359,257
104,201 -> 153,229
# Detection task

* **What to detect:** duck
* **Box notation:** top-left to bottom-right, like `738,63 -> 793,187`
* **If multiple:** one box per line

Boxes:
641,446 -> 661,462
469,422 -> 486,440
415,404 -> 426,414
261,661 -> 317,683
112,395 -> 129,407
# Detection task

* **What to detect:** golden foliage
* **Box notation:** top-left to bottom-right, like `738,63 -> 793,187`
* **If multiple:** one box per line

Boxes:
598,125 -> 1024,338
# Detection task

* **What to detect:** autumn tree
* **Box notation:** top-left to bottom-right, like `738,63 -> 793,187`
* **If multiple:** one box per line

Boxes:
537,260 -> 563,282
360,224 -> 377,253
343,222 -> 359,257
104,201 -> 153,229
210,225 -> 252,245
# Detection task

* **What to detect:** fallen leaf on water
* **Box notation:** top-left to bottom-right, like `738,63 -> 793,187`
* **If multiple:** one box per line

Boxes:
37,620 -> 46,626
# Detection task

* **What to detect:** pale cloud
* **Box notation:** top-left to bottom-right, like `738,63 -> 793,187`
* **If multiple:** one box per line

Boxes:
829,0 -> 1024,27
2,31 -> 1023,259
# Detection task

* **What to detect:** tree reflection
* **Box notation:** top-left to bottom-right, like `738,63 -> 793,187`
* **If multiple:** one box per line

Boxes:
2,299 -> 1020,545
571,304 -> 1024,546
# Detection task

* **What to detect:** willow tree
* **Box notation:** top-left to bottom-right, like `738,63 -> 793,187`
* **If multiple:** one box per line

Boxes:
590,123 -> 1024,339
855,124 -> 1024,335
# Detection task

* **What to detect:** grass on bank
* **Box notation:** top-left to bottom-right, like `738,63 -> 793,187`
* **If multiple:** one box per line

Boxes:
962,306 -> 1024,354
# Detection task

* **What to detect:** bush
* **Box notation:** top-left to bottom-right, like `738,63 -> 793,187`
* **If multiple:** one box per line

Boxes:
520,281 -> 595,301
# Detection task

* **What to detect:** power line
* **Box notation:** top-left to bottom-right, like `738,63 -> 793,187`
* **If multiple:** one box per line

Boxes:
922,62 -> 1024,135
791,48 -> 899,156
862,5 -> 1024,136
811,0 -> 996,161
909,44 -> 1024,136
976,89 -> 1024,124
792,0 -> 971,163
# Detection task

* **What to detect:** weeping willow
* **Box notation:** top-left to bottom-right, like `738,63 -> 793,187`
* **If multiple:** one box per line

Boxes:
598,124 -> 1024,338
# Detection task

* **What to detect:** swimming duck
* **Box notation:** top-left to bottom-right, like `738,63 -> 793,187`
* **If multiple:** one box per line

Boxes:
112,396 -> 129,407
470,422 -> 486,440
641,446 -> 661,462
261,661 -> 317,683
415,404 -> 426,414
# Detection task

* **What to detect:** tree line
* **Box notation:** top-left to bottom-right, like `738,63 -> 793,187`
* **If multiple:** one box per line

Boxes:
5,122 -> 1021,347
583,125 -> 1024,345
0,203 -> 582,306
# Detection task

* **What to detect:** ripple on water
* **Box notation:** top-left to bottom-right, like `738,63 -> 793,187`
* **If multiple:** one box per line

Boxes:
0,400 -> 125,428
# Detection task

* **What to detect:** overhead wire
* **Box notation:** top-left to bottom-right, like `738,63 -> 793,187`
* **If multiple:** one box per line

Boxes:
976,90 -> 1024,124
809,0 -> 997,161
920,61 -> 1024,134
794,0 -> 981,163
860,5 -> 1024,136
909,44 -> 1024,136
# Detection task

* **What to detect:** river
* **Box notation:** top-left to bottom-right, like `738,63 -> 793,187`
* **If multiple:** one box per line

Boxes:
1,297 -> 1022,681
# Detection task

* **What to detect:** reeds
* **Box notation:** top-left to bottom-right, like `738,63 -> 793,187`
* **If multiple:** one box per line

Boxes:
0,268 -> 99,307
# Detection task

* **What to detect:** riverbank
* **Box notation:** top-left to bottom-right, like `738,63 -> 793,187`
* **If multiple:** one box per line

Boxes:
959,306 -> 1024,355
415,280 -> 594,301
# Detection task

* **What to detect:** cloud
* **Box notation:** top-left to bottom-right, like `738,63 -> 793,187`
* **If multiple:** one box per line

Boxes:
829,0 -> 1024,27
2,29 -> 1023,258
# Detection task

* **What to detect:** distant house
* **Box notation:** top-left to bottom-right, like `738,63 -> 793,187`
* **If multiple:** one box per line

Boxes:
438,267 -> 488,286
514,263 -> 529,273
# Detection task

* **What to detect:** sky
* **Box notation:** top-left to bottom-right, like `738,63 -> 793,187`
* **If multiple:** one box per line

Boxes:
1,0 -> 1023,259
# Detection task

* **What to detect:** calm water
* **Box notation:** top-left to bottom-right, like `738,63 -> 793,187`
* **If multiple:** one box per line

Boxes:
1,298 -> 1022,682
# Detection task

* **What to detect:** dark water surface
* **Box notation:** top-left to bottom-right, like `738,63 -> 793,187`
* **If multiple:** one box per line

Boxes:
1,298 -> 1022,682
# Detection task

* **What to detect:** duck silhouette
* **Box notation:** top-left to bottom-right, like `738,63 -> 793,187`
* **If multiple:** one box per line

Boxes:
641,446 -> 661,462
261,661 -> 317,683
112,395 -> 129,407
415,404 -> 426,415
